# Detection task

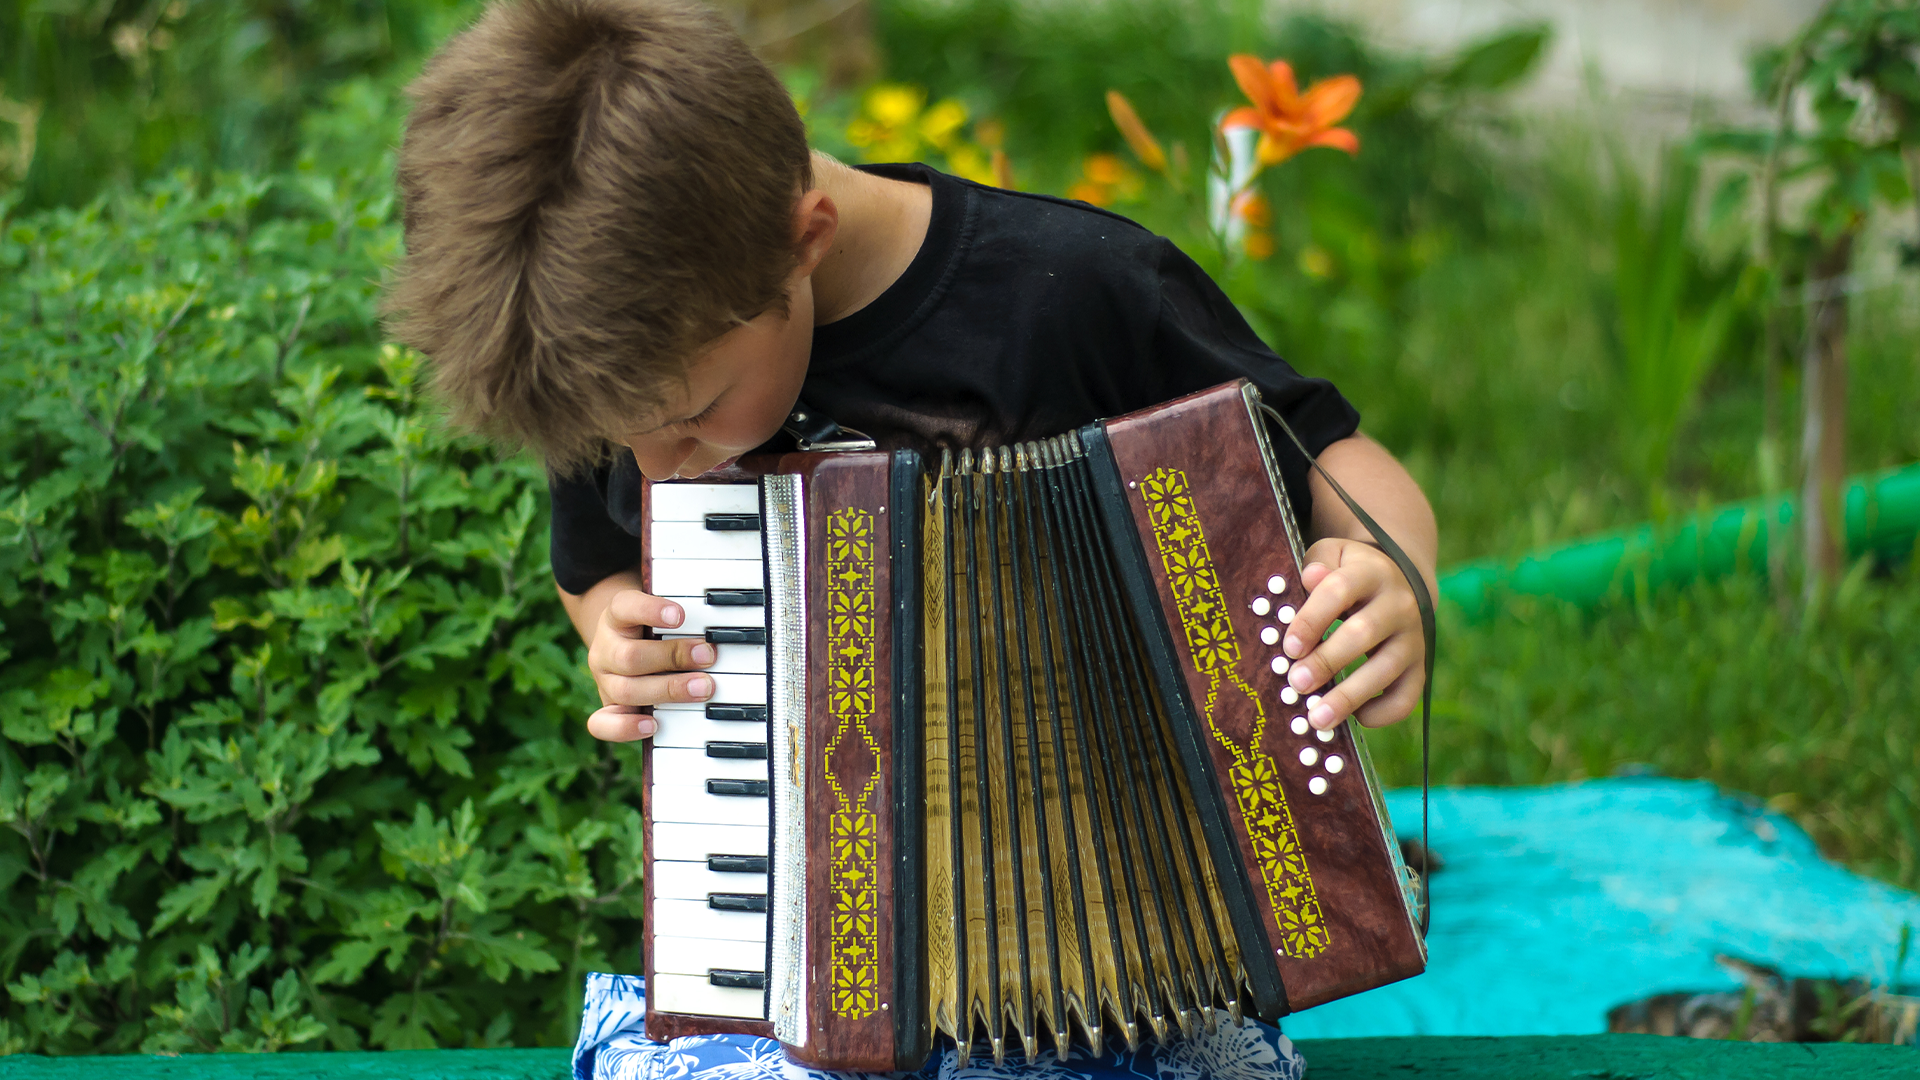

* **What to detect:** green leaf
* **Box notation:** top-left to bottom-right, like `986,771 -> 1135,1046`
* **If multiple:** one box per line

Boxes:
1439,25 -> 1552,92
151,873 -> 233,934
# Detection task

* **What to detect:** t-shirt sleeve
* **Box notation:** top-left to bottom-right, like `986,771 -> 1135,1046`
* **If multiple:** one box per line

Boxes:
1148,237 -> 1361,519
549,463 -> 645,596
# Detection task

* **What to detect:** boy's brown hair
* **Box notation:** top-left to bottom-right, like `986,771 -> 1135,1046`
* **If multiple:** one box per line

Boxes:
386,0 -> 812,474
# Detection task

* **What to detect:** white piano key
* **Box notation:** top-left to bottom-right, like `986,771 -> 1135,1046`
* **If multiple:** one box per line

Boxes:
651,672 -> 766,708
657,598 -> 767,635
650,782 -> 769,828
652,898 -> 767,942
653,746 -> 768,782
651,859 -> 769,899
652,823 -> 768,863
649,972 -> 765,1019
660,636 -> 765,674
652,559 -> 765,596
651,484 -> 759,521
652,711 -> 769,749
648,521 -> 764,560
652,936 -> 767,978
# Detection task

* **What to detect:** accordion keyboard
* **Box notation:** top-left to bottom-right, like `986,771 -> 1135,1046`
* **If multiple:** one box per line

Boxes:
648,482 -> 771,1020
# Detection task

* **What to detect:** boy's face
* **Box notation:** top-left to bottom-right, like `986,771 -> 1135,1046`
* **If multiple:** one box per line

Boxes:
622,284 -> 814,481
623,185 -> 838,482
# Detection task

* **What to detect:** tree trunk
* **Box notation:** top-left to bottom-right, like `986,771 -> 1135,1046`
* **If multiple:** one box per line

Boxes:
1799,231 -> 1854,605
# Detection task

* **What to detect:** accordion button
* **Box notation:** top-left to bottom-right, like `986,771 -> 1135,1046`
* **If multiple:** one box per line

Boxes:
1299,747 -> 1319,767
1291,716 -> 1310,735
1306,694 -> 1323,709
1281,687 -> 1299,705
1251,596 -> 1272,616
1261,626 -> 1281,646
1309,776 -> 1329,795
1270,655 -> 1289,675
1268,575 -> 1287,594
1316,727 -> 1336,743
1278,604 -> 1297,624
1326,755 -> 1345,774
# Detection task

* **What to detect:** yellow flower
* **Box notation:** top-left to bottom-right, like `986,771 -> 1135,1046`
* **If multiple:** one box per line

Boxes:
864,83 -> 924,127
945,144 -> 998,186
919,99 -> 969,150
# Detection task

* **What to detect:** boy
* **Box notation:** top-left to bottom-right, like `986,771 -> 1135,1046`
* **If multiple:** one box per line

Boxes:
387,0 -> 1437,748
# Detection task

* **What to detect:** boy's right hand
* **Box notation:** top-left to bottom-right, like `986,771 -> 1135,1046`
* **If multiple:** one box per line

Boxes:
584,589 -> 718,743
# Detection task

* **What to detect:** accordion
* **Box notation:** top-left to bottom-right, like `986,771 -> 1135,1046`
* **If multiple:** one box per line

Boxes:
639,381 -> 1425,1070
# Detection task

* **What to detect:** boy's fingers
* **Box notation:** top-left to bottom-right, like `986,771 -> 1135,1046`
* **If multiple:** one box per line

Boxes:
1285,582 -> 1400,696
604,589 -> 684,636
1304,635 -> 1418,729
597,670 -> 718,709
1282,555 -> 1385,660
1352,669 -> 1424,729
587,704 -> 656,743
592,635 -> 715,679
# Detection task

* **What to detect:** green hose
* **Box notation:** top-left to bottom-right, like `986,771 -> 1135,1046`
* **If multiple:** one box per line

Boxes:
1440,462 -> 1920,621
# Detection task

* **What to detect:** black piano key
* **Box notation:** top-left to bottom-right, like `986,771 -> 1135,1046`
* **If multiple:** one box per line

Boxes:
705,704 -> 769,722
703,513 -> 762,532
705,741 -> 769,759
708,969 -> 766,989
705,588 -> 765,606
706,854 -> 769,874
706,778 -> 769,797
707,892 -> 769,913
705,626 -> 767,645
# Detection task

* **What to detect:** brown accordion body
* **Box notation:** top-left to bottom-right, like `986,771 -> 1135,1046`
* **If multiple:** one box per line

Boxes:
638,381 -> 1425,1070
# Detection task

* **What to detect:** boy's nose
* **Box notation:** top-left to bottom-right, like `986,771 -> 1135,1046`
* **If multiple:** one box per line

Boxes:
630,437 -> 696,482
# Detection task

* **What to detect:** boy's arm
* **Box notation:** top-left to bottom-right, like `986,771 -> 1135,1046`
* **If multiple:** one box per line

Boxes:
558,566 -> 720,742
1283,433 -> 1437,731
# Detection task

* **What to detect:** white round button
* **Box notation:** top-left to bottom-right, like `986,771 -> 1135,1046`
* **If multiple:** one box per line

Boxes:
1308,776 -> 1329,795
1268,575 -> 1286,594
1251,596 -> 1272,616
1277,605 -> 1296,624
1260,626 -> 1281,646
1270,655 -> 1289,675
1326,755 -> 1345,774
1299,747 -> 1318,767
1315,727 -> 1335,743
1281,687 -> 1299,705
1291,716 -> 1309,735
1306,695 -> 1322,709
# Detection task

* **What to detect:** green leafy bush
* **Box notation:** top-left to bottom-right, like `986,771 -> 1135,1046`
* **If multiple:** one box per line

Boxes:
0,94 -> 637,1054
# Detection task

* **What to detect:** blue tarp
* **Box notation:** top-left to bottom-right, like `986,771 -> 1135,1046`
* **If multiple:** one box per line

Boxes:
1281,778 -> 1920,1038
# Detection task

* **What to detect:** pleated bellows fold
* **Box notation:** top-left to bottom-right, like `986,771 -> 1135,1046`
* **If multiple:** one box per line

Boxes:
923,437 -> 1248,1064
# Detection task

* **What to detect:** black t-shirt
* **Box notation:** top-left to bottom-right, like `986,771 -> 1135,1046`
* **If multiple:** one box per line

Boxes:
549,163 -> 1361,594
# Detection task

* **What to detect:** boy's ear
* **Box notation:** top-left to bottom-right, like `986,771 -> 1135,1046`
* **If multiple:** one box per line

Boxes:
791,189 -> 838,278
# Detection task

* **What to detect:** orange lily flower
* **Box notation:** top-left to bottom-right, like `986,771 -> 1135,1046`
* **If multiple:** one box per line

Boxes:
1221,55 -> 1361,167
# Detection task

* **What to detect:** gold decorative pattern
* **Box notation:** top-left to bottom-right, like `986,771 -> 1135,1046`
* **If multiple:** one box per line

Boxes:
824,507 -> 882,1016
1138,468 -> 1330,960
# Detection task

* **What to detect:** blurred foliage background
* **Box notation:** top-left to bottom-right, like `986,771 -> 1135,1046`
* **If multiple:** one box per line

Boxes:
2,0 -> 1917,1055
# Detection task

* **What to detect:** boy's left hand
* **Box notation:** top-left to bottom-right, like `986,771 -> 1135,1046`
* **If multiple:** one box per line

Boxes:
1281,537 -> 1427,731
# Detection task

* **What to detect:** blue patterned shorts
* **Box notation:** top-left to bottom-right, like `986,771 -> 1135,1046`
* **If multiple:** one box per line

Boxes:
573,974 -> 1305,1080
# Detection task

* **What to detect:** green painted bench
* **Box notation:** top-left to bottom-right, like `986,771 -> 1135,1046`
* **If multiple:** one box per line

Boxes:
3,1038 -> 1914,1079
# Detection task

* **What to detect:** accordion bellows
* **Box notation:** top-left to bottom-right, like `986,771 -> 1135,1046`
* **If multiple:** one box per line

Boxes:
640,382 -> 1425,1071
